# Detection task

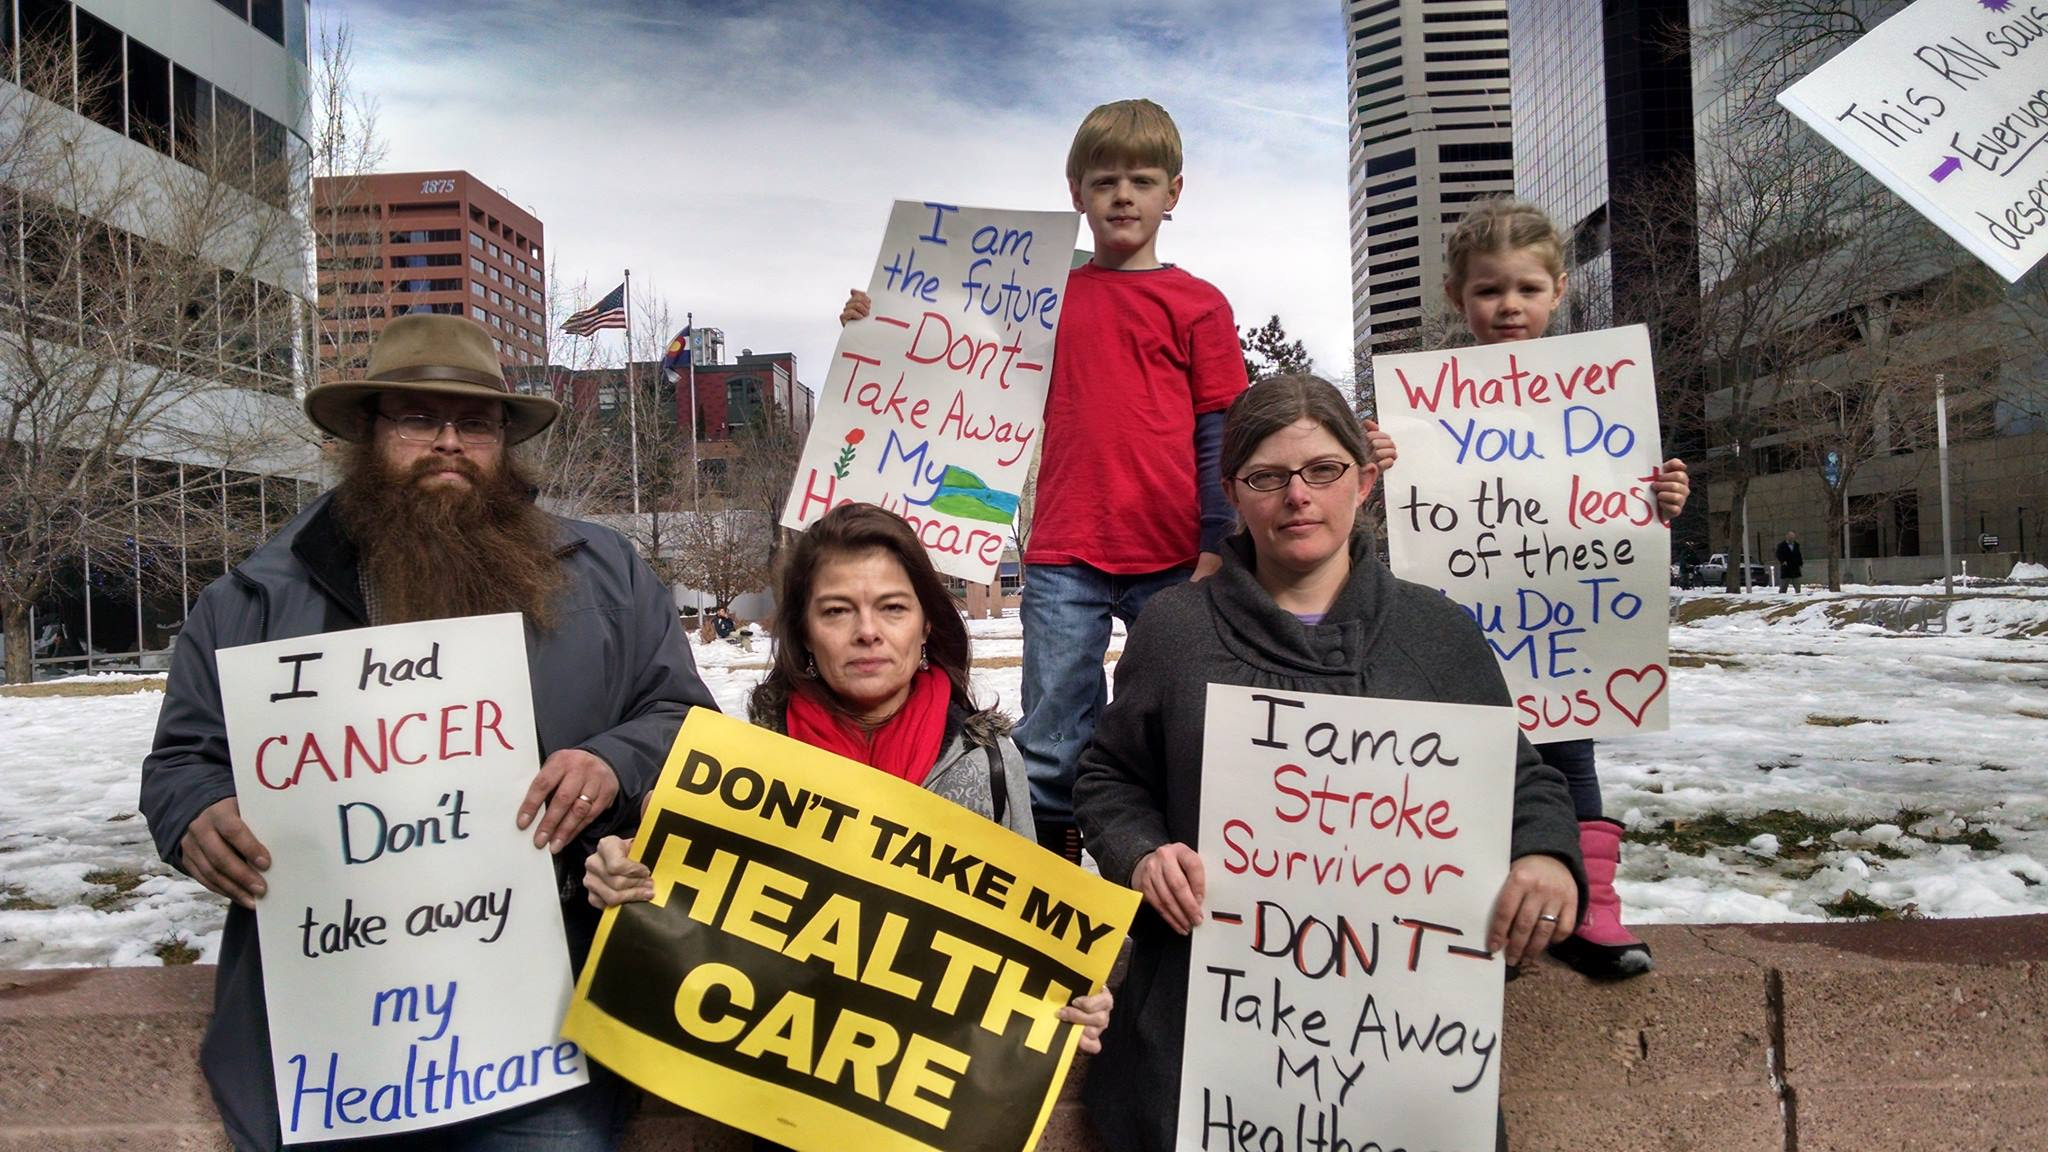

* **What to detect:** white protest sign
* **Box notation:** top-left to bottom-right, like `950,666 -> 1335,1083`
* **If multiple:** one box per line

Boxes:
216,614 -> 586,1143
782,200 -> 1079,583
1373,325 -> 1671,742
1179,684 -> 1516,1152
1778,0 -> 2048,282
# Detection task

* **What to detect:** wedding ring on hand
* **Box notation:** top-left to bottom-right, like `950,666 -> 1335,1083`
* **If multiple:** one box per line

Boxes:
1537,913 -> 1561,923
576,794 -> 593,805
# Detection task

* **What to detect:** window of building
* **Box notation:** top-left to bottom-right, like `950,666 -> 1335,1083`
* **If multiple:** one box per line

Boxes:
20,0 -> 75,104
75,7 -> 124,132
214,88 -> 254,191
249,0 -> 284,45
470,232 -> 484,249
472,282 -> 485,296
125,38 -> 172,155
1439,140 -> 1512,164
471,305 -> 487,321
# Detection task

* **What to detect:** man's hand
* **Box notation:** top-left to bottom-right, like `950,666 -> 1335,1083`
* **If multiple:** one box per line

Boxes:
1133,842 -> 1206,934
839,289 -> 872,327
179,797 -> 271,909
1488,853 -> 1579,966
518,749 -> 619,852
1191,552 -> 1223,582
1654,457 -> 1691,524
584,835 -> 654,907
1363,418 -> 1398,473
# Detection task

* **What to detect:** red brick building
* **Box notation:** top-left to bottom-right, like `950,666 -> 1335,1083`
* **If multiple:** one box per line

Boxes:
312,170 -> 545,383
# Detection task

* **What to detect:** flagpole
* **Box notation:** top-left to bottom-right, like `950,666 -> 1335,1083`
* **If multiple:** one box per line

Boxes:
687,310 -> 699,515
624,269 -> 642,518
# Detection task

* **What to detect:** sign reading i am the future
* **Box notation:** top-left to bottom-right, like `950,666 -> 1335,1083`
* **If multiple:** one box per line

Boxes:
1373,325 -> 1671,743
216,614 -> 585,1144
782,200 -> 1079,584
1778,0 -> 2048,282
564,708 -> 1137,1152
1179,684 -> 1517,1152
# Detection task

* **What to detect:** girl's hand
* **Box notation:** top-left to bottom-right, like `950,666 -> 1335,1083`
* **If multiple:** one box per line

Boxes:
1364,418 -> 1398,474
1655,457 -> 1690,524
1133,842 -> 1206,934
1061,989 -> 1114,1054
1488,853 -> 1578,966
838,289 -> 872,327
583,835 -> 654,907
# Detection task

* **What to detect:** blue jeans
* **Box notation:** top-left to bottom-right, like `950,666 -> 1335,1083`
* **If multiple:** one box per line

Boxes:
310,1068 -> 631,1152
1539,738 -> 1600,822
1017,561 -> 1190,823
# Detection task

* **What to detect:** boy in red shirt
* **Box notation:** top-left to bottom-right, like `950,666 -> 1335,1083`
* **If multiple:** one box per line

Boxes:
844,99 -> 1248,858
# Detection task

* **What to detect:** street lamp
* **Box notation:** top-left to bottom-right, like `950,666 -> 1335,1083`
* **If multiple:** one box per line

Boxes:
1936,372 -> 1953,597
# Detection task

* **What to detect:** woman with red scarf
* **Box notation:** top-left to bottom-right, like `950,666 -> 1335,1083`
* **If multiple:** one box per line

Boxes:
584,503 -> 1112,1051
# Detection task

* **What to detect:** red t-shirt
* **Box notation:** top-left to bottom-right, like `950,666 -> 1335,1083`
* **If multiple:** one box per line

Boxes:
1025,263 -> 1248,572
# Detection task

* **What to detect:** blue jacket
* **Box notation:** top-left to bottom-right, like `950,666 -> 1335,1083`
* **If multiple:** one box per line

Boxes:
139,492 -> 715,1150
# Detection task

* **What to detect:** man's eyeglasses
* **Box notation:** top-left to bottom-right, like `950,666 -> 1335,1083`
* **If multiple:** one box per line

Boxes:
1233,460 -> 1353,492
378,412 -> 505,444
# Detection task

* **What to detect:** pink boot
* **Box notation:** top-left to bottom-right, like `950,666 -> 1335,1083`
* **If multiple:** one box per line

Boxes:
1550,818 -> 1653,979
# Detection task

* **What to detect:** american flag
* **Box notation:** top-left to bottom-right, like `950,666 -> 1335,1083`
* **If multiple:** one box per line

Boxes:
561,283 -> 626,336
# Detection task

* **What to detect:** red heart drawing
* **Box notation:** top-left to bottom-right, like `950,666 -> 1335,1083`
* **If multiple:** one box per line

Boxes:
1605,665 -> 1668,726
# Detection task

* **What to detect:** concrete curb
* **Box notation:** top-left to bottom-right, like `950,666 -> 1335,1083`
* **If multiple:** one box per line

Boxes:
3,917 -> 2043,1149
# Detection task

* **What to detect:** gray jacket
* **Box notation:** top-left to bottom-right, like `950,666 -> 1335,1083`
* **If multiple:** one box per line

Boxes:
1072,531 -> 1585,1152
749,688 -> 1036,840
138,492 -> 715,1151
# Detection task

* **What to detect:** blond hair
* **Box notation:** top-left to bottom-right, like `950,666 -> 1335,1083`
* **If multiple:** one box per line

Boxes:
1066,99 -> 1183,184
1443,198 -> 1566,296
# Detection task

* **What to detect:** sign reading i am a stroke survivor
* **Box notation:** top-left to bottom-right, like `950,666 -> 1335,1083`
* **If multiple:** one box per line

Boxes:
563,708 -> 1137,1152
1373,325 -> 1671,742
782,200 -> 1079,584
1778,0 -> 2048,282
215,614 -> 585,1144
1179,684 -> 1517,1152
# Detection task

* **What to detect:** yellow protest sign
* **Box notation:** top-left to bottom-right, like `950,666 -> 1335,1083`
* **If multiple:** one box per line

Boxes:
562,709 -> 1137,1152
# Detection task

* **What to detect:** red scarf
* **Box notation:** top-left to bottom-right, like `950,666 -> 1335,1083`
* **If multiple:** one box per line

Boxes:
785,666 -> 951,786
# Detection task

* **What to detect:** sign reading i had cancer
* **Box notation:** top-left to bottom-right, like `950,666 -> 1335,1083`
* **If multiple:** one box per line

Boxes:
1179,684 -> 1517,1152
1778,0 -> 2048,282
782,200 -> 1079,583
216,614 -> 586,1144
1374,325 -> 1670,741
563,708 -> 1137,1152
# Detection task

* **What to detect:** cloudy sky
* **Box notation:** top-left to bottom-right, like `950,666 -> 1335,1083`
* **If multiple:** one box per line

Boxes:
326,0 -> 1354,390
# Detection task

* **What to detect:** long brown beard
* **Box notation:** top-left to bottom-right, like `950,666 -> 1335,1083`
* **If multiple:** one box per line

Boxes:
333,439 -> 565,629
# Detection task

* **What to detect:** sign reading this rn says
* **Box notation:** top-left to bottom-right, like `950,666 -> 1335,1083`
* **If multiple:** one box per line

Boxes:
564,708 -> 1136,1152
217,614 -> 585,1144
1779,0 -> 2048,281
1373,325 -> 1672,742
782,200 -> 1079,584
1179,684 -> 1517,1152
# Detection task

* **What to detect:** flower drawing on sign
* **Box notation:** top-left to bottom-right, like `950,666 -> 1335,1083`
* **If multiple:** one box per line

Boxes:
834,428 -> 865,479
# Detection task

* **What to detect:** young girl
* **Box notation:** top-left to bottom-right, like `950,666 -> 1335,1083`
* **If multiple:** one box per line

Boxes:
1374,197 -> 1688,979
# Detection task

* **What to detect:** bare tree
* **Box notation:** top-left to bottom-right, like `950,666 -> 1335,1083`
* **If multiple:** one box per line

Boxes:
664,511 -> 772,614
1,37 -> 319,681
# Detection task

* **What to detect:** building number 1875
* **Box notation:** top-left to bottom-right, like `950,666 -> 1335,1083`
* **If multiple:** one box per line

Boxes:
419,178 -> 456,195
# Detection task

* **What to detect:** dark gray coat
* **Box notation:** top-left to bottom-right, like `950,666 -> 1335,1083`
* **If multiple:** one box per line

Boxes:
138,493 -> 716,1151
1072,532 -> 1585,1152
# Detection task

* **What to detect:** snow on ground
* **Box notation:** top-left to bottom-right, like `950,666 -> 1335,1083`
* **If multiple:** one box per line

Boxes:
1,593 -> 2041,967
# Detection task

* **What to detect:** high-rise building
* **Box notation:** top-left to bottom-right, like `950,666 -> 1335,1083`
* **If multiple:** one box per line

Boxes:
2,0 -> 320,675
313,170 -> 546,382
1507,0 -> 1695,334
1345,0 -> 1515,367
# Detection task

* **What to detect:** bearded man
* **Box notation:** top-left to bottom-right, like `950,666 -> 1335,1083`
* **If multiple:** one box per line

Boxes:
140,314 -> 715,1151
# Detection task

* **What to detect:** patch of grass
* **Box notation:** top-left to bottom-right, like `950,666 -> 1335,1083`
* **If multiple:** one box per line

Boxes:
1892,755 -> 1941,765
1673,598 -> 1756,624
106,811 -> 136,822
1894,809 -> 2004,852
2015,871 -> 2041,889
2017,708 -> 2048,722
1979,763 -> 2011,773
84,867 -> 148,912
1628,810 -> 1905,860
1669,653 -> 1745,669
1,886 -> 55,912
1806,714 -> 1889,727
1819,890 -> 1912,920
1756,760 -> 1797,773
153,938 -> 200,965
0,677 -> 165,699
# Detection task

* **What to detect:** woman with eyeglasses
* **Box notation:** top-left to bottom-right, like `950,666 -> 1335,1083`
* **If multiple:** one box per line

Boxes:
1070,374 -> 1585,1152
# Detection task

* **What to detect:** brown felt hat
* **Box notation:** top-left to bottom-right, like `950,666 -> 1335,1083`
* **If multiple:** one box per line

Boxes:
303,313 -> 560,444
